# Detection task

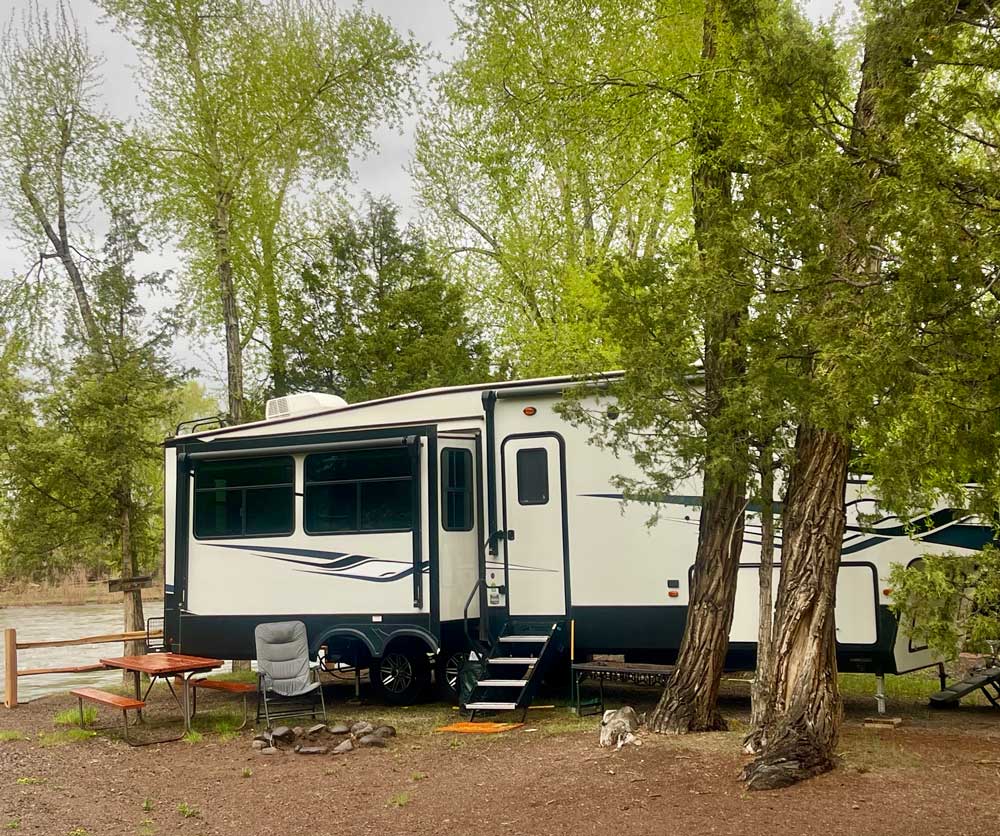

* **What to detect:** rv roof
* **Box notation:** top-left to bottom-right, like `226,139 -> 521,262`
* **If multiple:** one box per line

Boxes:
166,370 -> 626,444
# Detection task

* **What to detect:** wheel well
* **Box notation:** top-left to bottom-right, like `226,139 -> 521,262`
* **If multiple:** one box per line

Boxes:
317,634 -> 373,669
382,634 -> 436,663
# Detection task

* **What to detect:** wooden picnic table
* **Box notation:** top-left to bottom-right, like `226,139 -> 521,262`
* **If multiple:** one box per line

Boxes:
100,653 -> 223,733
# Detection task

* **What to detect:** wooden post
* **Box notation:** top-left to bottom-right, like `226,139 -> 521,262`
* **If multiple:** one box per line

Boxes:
3,628 -> 16,708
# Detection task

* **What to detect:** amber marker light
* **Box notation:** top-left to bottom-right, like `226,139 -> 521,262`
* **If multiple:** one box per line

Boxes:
523,406 -> 537,416
668,590 -> 679,598
882,588 -> 893,597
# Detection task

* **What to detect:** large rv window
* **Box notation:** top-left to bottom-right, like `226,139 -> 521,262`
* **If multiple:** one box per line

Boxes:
193,456 -> 294,538
516,448 -> 549,505
304,447 -> 413,533
441,448 -> 473,531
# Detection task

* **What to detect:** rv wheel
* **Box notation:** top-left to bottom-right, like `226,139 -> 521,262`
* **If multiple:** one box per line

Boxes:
437,651 -> 468,699
371,648 -> 430,705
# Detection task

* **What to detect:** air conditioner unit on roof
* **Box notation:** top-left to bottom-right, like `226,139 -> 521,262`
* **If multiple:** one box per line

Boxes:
264,392 -> 347,421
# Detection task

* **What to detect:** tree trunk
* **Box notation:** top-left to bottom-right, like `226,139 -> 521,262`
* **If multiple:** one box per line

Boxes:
119,486 -> 145,670
745,449 -> 776,751
648,460 -> 746,732
212,191 -> 245,424
648,0 -> 750,735
260,243 -> 289,398
741,424 -> 848,790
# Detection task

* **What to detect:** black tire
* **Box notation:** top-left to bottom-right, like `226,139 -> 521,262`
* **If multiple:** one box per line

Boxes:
436,650 -> 468,700
371,647 -> 431,705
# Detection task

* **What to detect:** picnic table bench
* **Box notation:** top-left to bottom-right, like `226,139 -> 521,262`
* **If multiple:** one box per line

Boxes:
70,687 -> 145,744
572,661 -> 675,716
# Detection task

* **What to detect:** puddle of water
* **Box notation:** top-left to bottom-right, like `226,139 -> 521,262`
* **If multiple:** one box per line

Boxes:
0,601 -> 163,702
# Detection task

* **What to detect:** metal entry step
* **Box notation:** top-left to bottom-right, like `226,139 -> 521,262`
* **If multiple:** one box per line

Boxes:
499,635 -> 548,643
477,679 -> 528,687
488,657 -> 538,665
464,701 -> 517,711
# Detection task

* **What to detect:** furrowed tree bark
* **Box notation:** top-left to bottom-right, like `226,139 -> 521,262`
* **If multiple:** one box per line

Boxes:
648,458 -> 746,732
648,0 -> 750,735
741,424 -> 848,790
745,448 -> 776,751
213,190 -> 245,425
120,487 -> 145,664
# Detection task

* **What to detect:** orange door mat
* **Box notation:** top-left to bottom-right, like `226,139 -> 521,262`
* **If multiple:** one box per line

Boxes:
435,721 -> 525,734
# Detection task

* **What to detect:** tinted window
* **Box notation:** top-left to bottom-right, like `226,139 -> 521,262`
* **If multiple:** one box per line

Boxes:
193,456 -> 294,538
304,483 -> 357,532
516,448 -> 549,505
441,448 -> 473,531
305,448 -> 410,482
304,447 -> 413,534
360,480 -> 413,530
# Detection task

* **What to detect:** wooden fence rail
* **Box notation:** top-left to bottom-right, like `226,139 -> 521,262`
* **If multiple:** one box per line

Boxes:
3,627 -> 162,708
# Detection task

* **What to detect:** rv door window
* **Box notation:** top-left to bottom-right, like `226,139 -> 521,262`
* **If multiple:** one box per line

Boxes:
193,456 -> 294,539
516,448 -> 549,505
304,447 -> 413,534
441,448 -> 473,531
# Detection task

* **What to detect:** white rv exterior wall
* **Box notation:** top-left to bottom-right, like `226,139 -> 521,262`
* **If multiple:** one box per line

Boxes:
184,448 -> 431,617
163,446 -> 176,596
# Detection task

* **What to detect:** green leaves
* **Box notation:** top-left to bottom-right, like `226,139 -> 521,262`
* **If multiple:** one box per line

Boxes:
284,198 -> 492,403
889,547 -> 1000,660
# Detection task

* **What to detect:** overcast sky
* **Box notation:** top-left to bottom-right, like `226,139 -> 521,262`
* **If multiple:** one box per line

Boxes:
0,0 -> 850,395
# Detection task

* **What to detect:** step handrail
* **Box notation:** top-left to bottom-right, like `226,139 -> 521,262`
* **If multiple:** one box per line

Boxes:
462,578 -> 490,659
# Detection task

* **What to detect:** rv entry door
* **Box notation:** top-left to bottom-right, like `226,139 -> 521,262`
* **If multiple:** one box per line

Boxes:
500,435 -> 567,617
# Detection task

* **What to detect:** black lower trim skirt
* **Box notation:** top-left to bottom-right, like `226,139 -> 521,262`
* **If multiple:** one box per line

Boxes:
569,605 -> 901,675
173,604 -> 903,675
177,612 -> 432,660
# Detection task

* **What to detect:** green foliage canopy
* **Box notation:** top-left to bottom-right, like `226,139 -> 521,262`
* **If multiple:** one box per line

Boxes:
285,198 -> 492,403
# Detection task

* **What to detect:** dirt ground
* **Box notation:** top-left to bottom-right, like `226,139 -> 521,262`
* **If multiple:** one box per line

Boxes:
1,679 -> 999,836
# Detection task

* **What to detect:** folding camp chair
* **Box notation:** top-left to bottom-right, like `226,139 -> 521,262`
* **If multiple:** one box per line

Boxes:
254,621 -> 327,728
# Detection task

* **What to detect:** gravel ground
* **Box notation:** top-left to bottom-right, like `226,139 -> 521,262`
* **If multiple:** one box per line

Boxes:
1,680 -> 998,836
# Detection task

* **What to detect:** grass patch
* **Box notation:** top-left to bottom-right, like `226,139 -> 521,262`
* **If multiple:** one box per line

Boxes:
839,672 -> 939,702
141,798 -> 154,813
201,669 -> 256,685
36,729 -> 96,747
5,818 -> 19,829
0,731 -> 27,742
838,730 -> 924,771
55,707 -> 96,727
241,767 -> 252,779
15,777 -> 46,786
191,709 -> 244,741
388,791 -> 412,808
176,802 -> 199,819
182,730 -> 203,744
527,708 -> 593,736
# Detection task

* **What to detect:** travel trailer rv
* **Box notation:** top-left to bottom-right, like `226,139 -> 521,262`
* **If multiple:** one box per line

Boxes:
161,373 -> 988,709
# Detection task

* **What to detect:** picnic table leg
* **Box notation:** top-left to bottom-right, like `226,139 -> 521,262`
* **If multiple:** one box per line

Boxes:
133,671 -> 143,723
182,675 -> 192,733
78,696 -> 85,729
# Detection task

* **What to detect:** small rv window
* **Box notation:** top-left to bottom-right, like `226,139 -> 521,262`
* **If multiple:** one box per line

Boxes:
441,448 -> 473,531
193,456 -> 294,539
516,448 -> 549,505
304,447 -> 413,534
